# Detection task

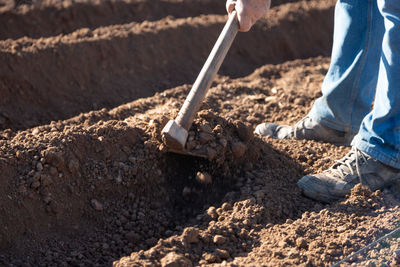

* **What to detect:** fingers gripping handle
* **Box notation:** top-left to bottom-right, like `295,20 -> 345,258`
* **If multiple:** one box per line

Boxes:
175,11 -> 239,130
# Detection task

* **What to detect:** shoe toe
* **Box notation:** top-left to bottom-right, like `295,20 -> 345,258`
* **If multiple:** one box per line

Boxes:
254,122 -> 278,137
297,175 -> 339,203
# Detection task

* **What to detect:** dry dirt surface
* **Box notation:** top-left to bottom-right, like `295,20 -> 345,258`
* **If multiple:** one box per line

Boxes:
1,0 -> 400,266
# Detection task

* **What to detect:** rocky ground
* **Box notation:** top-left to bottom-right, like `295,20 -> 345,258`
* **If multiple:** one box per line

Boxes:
0,0 -> 399,266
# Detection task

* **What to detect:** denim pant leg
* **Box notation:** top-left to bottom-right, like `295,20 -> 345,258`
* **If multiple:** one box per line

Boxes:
352,0 -> 400,169
308,0 -> 384,134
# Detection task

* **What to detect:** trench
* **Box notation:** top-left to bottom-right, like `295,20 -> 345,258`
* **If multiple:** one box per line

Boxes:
0,0 -> 335,131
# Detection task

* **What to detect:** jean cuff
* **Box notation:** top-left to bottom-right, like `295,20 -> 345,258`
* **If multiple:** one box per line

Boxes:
308,108 -> 359,134
352,135 -> 400,169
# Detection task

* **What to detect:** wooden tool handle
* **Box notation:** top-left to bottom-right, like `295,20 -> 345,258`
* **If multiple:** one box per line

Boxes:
175,11 -> 239,130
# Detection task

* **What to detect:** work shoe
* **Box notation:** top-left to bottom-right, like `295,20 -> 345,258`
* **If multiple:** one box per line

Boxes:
297,147 -> 400,203
255,116 -> 355,146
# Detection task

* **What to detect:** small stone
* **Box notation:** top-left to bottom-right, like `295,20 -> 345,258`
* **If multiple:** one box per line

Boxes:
199,124 -> 213,134
221,202 -> 232,211
207,206 -> 218,220
160,252 -> 192,267
199,132 -> 214,144
337,225 -> 347,233
32,128 -> 40,135
296,238 -> 308,249
182,227 -> 199,244
203,253 -> 220,264
43,149 -> 64,169
91,199 -> 103,211
213,125 -> 223,134
215,248 -> 230,259
213,235 -> 227,245
196,172 -> 212,185
294,97 -> 306,106
231,142 -> 246,158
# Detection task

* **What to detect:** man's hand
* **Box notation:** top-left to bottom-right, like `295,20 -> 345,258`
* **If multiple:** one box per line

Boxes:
226,0 -> 271,32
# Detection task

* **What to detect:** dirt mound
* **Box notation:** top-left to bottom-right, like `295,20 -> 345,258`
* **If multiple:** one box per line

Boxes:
2,0 -> 400,266
0,0 -> 335,130
1,56 -> 399,266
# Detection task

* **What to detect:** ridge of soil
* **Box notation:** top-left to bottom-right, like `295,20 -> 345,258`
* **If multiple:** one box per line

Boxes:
1,56 -> 399,266
0,0 -> 335,131
0,0 -> 304,41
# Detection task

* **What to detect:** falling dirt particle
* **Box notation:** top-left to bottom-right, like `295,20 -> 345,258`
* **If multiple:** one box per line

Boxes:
254,190 -> 265,200
68,160 -> 79,173
213,235 -> 227,245
196,172 -> 212,185
91,199 -> 103,211
218,138 -> 227,148
182,186 -> 191,197
30,181 -> 41,189
36,162 -> 43,171
213,125 -> 223,134
160,252 -> 192,267
244,162 -> 253,171
206,148 -> 217,160
43,195 -> 52,204
40,175 -> 53,187
49,167 -> 57,176
231,141 -> 246,158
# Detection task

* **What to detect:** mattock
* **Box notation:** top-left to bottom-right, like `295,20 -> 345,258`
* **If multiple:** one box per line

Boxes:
161,11 -> 239,157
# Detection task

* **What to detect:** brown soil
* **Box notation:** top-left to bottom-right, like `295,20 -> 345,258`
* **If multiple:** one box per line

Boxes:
0,0 -> 334,131
0,0 -> 302,40
1,0 -> 400,266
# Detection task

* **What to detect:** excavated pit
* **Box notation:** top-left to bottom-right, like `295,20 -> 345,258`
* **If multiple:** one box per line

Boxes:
1,0 -> 400,266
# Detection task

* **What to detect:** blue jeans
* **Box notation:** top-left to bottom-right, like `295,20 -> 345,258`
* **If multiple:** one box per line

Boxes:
308,0 -> 400,169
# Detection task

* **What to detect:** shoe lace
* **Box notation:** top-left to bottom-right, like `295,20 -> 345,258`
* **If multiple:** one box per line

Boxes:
329,147 -> 367,184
